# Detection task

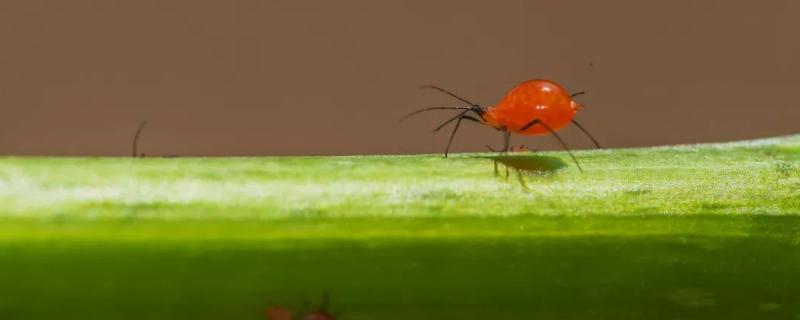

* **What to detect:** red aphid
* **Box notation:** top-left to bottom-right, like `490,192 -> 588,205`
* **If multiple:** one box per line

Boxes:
265,306 -> 292,320
404,79 -> 602,171
304,311 -> 336,320
266,292 -> 336,320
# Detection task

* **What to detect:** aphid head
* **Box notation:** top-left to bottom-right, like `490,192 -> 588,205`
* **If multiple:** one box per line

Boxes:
401,85 -> 489,157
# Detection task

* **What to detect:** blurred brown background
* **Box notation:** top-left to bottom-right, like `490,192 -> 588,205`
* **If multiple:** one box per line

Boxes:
0,0 -> 798,156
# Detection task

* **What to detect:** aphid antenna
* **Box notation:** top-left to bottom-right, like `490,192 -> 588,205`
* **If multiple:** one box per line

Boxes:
422,85 -> 487,116
420,85 -> 478,107
399,106 -> 471,122
401,85 -> 488,121
571,91 -> 586,98
132,120 -> 147,158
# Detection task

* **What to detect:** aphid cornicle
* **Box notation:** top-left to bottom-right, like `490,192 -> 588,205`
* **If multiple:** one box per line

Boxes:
403,79 -> 601,171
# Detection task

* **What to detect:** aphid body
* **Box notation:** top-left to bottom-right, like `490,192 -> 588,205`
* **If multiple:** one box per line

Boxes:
482,80 -> 582,135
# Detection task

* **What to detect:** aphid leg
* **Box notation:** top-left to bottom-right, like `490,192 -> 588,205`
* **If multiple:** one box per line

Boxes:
433,114 -> 480,132
571,119 -> 602,149
460,115 -> 482,124
438,112 -> 485,157
520,119 -> 584,172
437,113 -> 486,157
420,85 -> 478,107
502,130 -> 511,153
400,106 -> 471,122
501,130 -> 512,177
485,131 -> 506,154
132,120 -> 147,158
504,133 -> 511,177
443,115 -> 466,158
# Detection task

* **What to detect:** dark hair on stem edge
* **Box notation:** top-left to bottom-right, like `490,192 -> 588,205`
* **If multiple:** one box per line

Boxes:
132,120 -> 147,158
